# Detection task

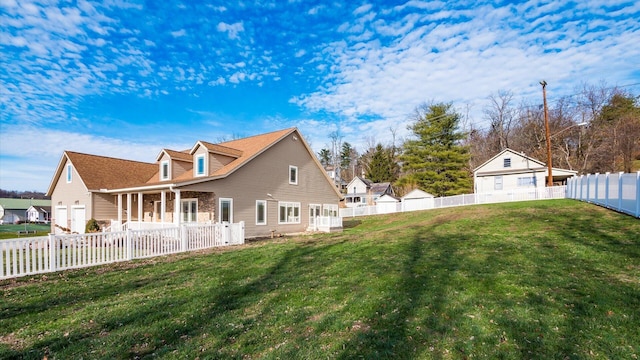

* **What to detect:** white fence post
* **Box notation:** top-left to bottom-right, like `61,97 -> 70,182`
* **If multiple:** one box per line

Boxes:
618,172 -> 624,211
126,229 -> 133,261
604,172 -> 610,207
593,173 -> 599,201
48,233 -> 56,272
181,225 -> 188,252
635,171 -> 640,218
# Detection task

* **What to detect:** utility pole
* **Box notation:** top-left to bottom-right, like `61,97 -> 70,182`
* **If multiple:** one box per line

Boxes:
540,80 -> 553,187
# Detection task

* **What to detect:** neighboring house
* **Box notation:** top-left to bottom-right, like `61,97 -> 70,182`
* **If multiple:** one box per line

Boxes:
0,198 -> 51,224
46,128 -> 343,237
27,205 -> 52,223
344,176 -> 395,207
401,189 -> 435,212
473,148 -> 577,193
324,165 -> 347,193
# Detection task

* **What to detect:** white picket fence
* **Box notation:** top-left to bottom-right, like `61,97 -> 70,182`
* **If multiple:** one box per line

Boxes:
566,172 -> 640,218
1,222 -> 244,280
340,186 -> 568,218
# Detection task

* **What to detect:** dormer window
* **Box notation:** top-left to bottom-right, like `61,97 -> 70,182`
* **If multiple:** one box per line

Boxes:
161,160 -> 170,181
289,165 -> 298,185
196,154 -> 206,176
503,158 -> 511,168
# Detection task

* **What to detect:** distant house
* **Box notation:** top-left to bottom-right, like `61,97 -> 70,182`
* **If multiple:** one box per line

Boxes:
0,198 -> 51,224
27,205 -> 51,223
376,194 -> 400,214
401,189 -> 435,212
46,128 -> 343,237
473,148 -> 577,193
344,176 -> 395,207
324,165 -> 347,193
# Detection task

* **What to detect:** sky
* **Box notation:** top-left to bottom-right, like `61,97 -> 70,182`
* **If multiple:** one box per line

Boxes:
1,0 -> 639,192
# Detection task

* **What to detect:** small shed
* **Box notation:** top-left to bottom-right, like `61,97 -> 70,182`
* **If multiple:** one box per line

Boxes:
402,189 -> 434,212
376,194 -> 400,214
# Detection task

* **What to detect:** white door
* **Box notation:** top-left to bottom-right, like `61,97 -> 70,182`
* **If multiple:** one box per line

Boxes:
309,204 -> 321,230
71,206 -> 86,234
55,206 -> 67,234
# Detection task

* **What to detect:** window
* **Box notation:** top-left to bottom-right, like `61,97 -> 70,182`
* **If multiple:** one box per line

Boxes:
289,165 -> 298,185
161,160 -> 170,181
503,158 -> 511,168
517,176 -> 536,187
66,164 -> 72,183
278,201 -> 300,224
494,176 -> 503,190
219,198 -> 233,223
196,154 -> 206,176
256,200 -> 267,225
181,199 -> 197,222
323,204 -> 338,217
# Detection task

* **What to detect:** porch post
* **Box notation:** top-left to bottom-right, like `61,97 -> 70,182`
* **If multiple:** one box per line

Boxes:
137,192 -> 143,225
126,193 -> 132,225
174,190 -> 181,226
160,191 -> 166,223
117,194 -> 123,227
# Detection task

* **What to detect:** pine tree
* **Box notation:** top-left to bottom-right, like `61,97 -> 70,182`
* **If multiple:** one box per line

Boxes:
398,102 -> 472,196
366,144 -> 396,183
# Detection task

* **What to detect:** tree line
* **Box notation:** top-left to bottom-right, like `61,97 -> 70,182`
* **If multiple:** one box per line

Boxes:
318,82 -> 640,197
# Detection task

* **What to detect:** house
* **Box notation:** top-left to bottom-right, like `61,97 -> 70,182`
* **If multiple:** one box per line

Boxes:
324,165 -> 347,192
46,128 -> 343,237
27,205 -> 51,223
0,198 -> 51,224
401,189 -> 435,212
473,148 -> 578,193
343,176 -> 395,207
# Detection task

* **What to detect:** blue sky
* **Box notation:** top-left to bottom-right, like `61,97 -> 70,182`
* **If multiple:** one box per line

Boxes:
1,0 -> 639,192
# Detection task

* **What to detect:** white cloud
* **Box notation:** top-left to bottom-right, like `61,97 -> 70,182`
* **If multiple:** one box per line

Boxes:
170,29 -> 186,37
216,21 -> 244,40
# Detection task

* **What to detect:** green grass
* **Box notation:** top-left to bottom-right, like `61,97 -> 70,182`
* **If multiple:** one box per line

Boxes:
1,199 -> 639,359
0,223 -> 50,240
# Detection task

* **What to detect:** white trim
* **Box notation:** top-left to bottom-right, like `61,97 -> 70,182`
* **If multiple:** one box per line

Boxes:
278,201 -> 300,224
195,154 -> 206,177
255,200 -> 267,225
289,165 -> 298,185
219,198 -> 233,223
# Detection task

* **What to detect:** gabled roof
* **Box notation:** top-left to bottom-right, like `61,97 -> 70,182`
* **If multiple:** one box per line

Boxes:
47,151 -> 158,195
402,189 -> 434,199
28,205 -> 52,213
474,148 -> 544,173
156,149 -> 192,162
474,148 -> 577,176
190,141 -> 243,158
370,182 -> 393,196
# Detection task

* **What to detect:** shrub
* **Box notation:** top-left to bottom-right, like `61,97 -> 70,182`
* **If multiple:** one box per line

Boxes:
85,218 -> 101,233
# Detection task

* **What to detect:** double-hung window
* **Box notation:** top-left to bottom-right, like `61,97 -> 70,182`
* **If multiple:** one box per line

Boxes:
256,200 -> 267,225
181,199 -> 197,222
219,198 -> 233,223
494,176 -> 503,191
289,165 -> 298,185
278,201 -> 300,224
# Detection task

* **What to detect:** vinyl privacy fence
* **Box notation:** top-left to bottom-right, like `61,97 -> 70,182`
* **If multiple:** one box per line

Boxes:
340,186 -> 567,218
566,172 -> 640,218
1,222 -> 244,280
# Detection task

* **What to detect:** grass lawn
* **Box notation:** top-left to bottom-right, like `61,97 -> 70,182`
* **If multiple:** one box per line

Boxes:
1,199 -> 639,359
0,223 -> 50,240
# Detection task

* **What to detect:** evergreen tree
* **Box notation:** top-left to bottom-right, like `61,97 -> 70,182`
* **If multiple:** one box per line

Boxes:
398,102 -> 472,196
318,148 -> 331,167
366,144 -> 396,183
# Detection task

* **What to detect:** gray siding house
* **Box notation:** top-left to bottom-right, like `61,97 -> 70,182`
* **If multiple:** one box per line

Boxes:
47,128 -> 343,237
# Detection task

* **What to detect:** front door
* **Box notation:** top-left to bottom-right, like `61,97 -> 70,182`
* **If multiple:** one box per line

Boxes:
309,204 -> 321,230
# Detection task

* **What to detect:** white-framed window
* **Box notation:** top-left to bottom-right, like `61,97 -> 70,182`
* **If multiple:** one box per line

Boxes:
517,176 -> 536,187
181,198 -> 197,223
278,201 -> 300,224
66,164 -> 72,183
503,158 -> 511,168
195,154 -> 206,176
219,198 -> 233,223
494,176 -> 503,191
256,200 -> 267,225
322,204 -> 338,217
161,160 -> 170,181
289,165 -> 298,185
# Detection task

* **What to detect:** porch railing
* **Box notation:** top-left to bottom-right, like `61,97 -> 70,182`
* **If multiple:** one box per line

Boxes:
1,222 -> 245,280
